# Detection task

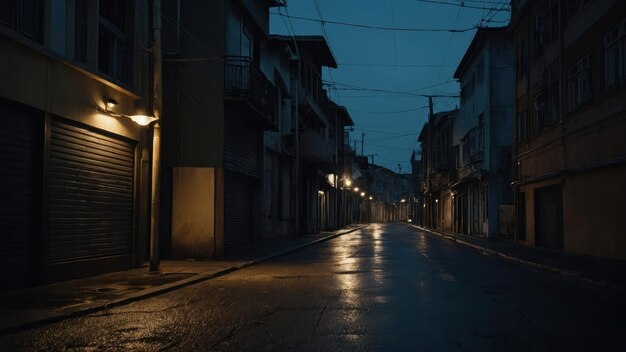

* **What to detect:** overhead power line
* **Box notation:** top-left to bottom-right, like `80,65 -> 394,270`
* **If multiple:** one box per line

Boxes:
270,12 -> 477,33
350,105 -> 429,114
414,0 -> 511,11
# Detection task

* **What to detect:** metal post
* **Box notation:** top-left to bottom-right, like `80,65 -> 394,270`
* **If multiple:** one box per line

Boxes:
149,0 -> 162,273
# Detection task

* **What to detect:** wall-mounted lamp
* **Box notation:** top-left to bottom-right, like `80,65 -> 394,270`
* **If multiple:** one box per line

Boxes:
106,98 -> 119,111
128,114 -> 158,126
99,98 -> 157,126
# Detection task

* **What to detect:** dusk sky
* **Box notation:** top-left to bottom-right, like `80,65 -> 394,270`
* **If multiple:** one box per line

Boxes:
270,0 -> 511,172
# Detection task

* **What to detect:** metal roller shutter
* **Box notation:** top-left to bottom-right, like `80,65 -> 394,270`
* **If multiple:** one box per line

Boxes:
0,101 -> 42,287
48,119 -> 135,263
224,171 -> 251,249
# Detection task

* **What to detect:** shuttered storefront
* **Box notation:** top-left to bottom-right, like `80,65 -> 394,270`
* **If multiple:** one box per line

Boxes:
48,119 -> 135,264
224,171 -> 252,249
224,116 -> 258,250
0,101 -> 42,287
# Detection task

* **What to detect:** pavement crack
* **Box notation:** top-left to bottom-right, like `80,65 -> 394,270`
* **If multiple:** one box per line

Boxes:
313,300 -> 330,336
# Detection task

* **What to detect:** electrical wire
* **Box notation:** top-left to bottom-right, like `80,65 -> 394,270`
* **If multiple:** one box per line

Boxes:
270,12 -> 477,33
414,0 -> 510,11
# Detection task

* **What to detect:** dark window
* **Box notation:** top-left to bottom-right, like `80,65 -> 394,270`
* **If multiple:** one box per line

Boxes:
550,2 -> 560,39
546,82 -> 559,125
532,93 -> 546,134
477,56 -> 484,84
565,0 -> 580,22
517,110 -> 527,142
98,0 -> 134,85
604,20 -> 625,91
534,13 -> 546,57
0,0 -> 16,27
20,0 -> 43,41
74,0 -> 88,63
0,0 -> 43,42
567,54 -> 592,113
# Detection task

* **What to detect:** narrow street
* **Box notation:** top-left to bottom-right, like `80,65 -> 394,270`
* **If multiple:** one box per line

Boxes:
1,223 -> 624,351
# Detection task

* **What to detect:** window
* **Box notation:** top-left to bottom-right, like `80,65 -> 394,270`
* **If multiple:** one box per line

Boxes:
0,0 -> 43,42
565,0 -> 580,22
74,0 -> 88,63
477,56 -> 484,84
517,110 -> 528,142
567,54 -> 592,112
532,93 -> 546,134
547,82 -> 560,125
550,2 -> 560,40
604,20 -> 626,91
534,13 -> 546,57
98,0 -> 134,85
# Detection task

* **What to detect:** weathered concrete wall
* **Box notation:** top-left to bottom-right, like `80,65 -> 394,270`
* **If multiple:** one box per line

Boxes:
171,167 -> 216,258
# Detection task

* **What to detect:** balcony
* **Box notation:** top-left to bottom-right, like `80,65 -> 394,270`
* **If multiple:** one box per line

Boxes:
267,0 -> 287,6
300,129 -> 332,168
224,56 -> 278,131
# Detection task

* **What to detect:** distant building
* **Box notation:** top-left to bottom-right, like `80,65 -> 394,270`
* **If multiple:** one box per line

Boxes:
161,0 -> 286,257
511,0 -> 626,259
453,27 -> 514,238
419,109 -> 459,231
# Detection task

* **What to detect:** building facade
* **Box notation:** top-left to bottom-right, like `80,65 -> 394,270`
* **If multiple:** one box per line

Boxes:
453,27 -> 514,238
512,0 -> 626,259
1,0 -> 154,287
161,0 -> 286,258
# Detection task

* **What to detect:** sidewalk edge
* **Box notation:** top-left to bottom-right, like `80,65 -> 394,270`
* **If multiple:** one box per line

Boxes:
0,224 -> 369,335
411,225 -> 609,289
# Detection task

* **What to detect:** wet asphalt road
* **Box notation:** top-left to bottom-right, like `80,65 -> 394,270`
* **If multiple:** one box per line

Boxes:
1,223 -> 625,351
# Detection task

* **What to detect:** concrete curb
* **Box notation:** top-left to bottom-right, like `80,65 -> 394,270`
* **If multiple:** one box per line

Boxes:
411,225 -> 609,289
0,225 -> 369,335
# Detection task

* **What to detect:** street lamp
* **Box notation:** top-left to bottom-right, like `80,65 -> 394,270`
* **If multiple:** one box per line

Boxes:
354,187 -> 359,192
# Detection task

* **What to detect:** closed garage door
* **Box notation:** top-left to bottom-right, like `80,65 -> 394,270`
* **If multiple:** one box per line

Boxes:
224,171 -> 251,249
0,100 -> 42,288
48,118 -> 135,263
535,184 -> 563,250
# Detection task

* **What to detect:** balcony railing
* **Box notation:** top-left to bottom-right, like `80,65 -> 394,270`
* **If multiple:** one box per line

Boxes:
225,56 -> 277,128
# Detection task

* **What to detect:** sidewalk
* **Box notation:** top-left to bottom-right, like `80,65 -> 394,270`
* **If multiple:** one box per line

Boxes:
0,225 -> 368,334
414,225 -> 626,290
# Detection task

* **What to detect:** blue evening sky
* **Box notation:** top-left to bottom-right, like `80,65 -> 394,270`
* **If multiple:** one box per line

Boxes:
270,0 -> 510,172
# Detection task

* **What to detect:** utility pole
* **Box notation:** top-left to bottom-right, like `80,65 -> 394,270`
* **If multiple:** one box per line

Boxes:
361,132 -> 364,156
150,0 -> 163,273
427,95 -> 434,228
